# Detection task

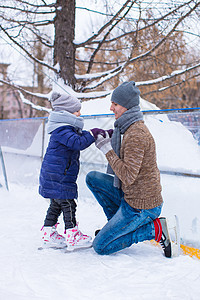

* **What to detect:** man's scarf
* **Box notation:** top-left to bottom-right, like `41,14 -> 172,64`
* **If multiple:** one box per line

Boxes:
107,105 -> 143,188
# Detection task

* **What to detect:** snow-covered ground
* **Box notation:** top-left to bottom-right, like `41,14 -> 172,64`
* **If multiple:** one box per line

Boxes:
0,96 -> 200,299
0,183 -> 200,300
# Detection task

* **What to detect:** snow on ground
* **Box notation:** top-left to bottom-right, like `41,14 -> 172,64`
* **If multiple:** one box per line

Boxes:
0,183 -> 200,300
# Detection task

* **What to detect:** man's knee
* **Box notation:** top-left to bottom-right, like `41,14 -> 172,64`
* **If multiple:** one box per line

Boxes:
86,171 -> 104,188
86,171 -> 96,187
92,238 -> 105,255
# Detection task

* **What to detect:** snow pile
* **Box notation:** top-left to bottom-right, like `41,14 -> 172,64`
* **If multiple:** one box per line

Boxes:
145,114 -> 200,174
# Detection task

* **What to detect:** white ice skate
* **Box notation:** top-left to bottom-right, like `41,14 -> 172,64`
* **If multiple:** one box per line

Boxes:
40,225 -> 66,249
65,225 -> 92,251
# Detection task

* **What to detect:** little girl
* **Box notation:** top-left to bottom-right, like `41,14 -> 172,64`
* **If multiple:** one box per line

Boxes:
39,92 -> 100,250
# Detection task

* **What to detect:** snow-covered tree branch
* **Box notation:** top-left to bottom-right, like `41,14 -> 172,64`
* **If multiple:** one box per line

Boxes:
0,0 -> 199,117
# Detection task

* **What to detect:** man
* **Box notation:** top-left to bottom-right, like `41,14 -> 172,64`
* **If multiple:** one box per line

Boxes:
86,81 -> 172,257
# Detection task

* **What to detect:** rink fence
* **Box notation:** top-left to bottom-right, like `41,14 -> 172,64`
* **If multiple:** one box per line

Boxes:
0,107 -> 200,189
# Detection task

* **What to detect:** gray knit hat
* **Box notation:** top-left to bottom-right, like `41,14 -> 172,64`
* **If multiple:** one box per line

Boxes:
50,92 -> 81,113
111,81 -> 140,109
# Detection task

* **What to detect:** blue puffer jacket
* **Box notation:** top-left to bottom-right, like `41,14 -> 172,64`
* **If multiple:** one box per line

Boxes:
39,125 -> 95,200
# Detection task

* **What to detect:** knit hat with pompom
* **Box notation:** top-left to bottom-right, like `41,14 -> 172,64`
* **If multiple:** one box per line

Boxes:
49,92 -> 81,113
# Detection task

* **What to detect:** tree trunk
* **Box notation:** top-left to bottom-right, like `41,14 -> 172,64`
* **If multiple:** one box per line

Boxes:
54,0 -> 76,88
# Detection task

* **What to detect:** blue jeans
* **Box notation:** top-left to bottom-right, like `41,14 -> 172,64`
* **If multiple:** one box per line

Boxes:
86,171 -> 162,255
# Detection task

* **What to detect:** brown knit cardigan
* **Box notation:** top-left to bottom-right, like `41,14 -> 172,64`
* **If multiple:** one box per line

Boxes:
106,121 -> 163,210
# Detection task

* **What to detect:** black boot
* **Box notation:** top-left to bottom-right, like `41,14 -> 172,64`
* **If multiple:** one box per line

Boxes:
159,217 -> 172,258
95,229 -> 101,236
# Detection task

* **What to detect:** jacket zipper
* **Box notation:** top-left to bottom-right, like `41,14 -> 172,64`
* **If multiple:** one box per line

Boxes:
64,161 -> 71,175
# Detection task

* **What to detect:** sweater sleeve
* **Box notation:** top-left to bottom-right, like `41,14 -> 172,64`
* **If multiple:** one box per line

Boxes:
105,129 -> 146,187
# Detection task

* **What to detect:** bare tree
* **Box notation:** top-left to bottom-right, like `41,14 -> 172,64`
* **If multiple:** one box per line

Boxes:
54,0 -> 76,87
0,0 -> 200,114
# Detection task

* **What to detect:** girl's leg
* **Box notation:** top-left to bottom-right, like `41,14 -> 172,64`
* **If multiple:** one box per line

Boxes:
44,199 -> 62,227
93,200 -> 162,255
42,199 -> 65,247
60,199 -> 77,229
86,171 -> 123,220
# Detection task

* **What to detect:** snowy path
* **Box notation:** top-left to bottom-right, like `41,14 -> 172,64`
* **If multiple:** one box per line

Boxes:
0,184 -> 199,300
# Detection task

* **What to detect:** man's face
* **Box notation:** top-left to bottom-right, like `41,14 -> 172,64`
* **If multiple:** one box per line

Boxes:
110,102 -> 127,119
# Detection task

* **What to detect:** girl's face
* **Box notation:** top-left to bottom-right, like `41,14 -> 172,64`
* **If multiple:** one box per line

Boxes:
73,110 -> 81,117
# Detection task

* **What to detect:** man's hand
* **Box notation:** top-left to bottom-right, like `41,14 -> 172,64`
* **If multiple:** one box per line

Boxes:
95,132 -> 112,155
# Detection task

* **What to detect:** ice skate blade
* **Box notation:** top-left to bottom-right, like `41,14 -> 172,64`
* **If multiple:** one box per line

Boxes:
172,241 -> 181,257
38,243 -> 67,250
169,215 -> 180,257
66,243 -> 92,252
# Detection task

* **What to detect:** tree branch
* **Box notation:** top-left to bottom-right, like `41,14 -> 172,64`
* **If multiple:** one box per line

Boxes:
79,0 -> 200,91
75,0 -> 195,47
142,73 -> 200,96
1,14 -> 54,27
75,0 -> 134,47
0,24 -> 57,72
137,63 -> 200,87
0,5 -> 55,14
0,79 -> 50,101
86,0 -> 136,74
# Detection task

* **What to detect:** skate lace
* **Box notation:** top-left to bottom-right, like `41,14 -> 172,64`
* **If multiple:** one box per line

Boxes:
69,229 -> 85,242
65,227 -> 90,246
159,233 -> 167,250
50,230 -> 65,241
74,223 -> 90,239
75,230 -> 89,240
159,239 -> 165,249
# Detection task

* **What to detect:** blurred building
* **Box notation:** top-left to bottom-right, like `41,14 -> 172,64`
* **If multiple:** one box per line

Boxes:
0,63 -> 50,120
